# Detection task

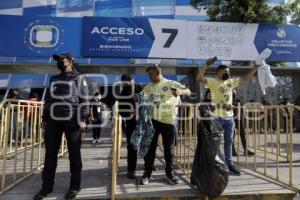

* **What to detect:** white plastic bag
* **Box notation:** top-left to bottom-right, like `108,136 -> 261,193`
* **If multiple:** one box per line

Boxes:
256,48 -> 272,65
258,63 -> 277,94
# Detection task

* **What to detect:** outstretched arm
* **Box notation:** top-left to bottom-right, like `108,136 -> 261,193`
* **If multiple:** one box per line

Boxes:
240,64 -> 262,85
196,65 -> 209,84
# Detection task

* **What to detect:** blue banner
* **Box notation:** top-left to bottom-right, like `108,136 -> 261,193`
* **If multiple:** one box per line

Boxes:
0,15 -> 82,57
81,17 -> 155,58
186,21 -> 300,61
254,24 -> 300,62
0,15 -> 300,61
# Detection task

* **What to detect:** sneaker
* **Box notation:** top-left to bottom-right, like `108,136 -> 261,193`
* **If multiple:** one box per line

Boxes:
228,164 -> 241,176
141,173 -> 152,185
244,150 -> 255,156
33,189 -> 52,200
127,171 -> 135,180
96,139 -> 100,143
166,173 -> 179,185
232,149 -> 238,157
65,189 -> 80,200
92,139 -> 97,144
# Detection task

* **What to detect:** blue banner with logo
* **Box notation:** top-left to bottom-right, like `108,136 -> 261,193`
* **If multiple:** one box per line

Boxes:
254,24 -> 300,62
0,15 -> 300,61
81,17 -> 155,58
0,15 -> 81,57
186,22 -> 300,62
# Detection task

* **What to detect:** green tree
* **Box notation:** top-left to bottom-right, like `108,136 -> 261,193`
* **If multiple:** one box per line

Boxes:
290,0 -> 300,24
190,0 -> 291,24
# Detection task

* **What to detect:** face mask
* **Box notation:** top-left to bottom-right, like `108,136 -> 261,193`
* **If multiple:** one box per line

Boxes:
57,61 -> 67,71
123,85 -> 134,93
222,73 -> 230,80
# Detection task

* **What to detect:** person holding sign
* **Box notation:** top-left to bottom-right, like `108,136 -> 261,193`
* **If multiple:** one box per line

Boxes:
196,57 -> 262,176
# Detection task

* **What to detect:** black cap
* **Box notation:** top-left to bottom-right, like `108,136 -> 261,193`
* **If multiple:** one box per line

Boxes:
52,52 -> 75,62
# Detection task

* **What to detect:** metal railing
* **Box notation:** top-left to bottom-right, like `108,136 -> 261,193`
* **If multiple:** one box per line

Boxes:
174,104 -> 197,178
1,100 -> 293,197
174,104 -> 300,192
0,99 -> 67,195
111,101 -> 123,200
235,104 -> 300,192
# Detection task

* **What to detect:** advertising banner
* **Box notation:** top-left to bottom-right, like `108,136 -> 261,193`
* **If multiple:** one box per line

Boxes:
82,17 -> 300,61
0,15 -> 300,61
187,21 -> 300,61
82,17 -> 187,58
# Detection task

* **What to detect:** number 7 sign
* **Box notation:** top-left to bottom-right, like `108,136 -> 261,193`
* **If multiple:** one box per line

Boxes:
162,28 -> 178,48
148,19 -> 187,59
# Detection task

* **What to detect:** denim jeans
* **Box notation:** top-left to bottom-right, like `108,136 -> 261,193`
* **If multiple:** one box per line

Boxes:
216,117 -> 235,167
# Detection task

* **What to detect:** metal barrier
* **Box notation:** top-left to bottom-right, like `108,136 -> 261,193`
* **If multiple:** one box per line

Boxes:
174,104 -> 300,192
174,104 -> 197,178
0,99 -> 67,195
0,100 -> 288,197
235,104 -> 300,192
111,101 -> 123,200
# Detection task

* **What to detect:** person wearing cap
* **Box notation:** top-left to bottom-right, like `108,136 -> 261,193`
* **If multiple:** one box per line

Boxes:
117,74 -> 142,180
141,64 -> 191,185
196,58 -> 262,176
34,53 -> 89,200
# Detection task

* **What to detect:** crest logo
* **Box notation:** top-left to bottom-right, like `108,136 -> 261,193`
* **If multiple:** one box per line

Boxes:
24,20 -> 64,53
162,87 -> 169,91
276,28 -> 286,39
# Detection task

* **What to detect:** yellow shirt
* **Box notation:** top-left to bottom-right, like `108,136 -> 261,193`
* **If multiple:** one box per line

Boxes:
206,77 -> 240,118
143,78 -> 184,125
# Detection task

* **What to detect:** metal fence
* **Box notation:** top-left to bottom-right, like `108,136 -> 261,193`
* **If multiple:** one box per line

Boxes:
174,103 -> 300,192
235,104 -> 300,191
0,99 -> 67,195
1,100 -> 299,197
111,101 -> 123,200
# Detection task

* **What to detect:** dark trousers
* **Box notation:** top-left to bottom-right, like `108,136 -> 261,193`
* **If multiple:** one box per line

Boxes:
92,119 -> 101,139
233,114 -> 247,152
144,119 -> 176,176
124,119 -> 137,172
42,117 -> 82,191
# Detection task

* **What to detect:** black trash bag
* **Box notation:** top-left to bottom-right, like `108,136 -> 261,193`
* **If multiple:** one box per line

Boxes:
190,105 -> 229,199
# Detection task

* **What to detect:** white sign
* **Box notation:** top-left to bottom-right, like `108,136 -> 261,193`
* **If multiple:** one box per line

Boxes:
148,19 -> 187,59
187,21 -> 259,60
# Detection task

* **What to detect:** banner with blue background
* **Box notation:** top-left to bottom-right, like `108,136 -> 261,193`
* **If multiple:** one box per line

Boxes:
0,15 -> 82,57
0,15 -> 300,61
81,17 -> 154,58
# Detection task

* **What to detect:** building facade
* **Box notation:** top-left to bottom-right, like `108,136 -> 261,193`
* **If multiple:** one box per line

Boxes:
0,0 -> 298,105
